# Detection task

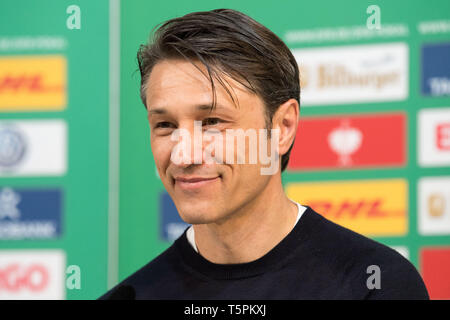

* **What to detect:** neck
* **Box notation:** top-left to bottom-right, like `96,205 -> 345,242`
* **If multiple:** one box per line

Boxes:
192,174 -> 298,264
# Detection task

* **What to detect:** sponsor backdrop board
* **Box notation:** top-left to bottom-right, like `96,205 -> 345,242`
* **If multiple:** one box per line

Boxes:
0,1 -> 111,299
120,0 -> 450,300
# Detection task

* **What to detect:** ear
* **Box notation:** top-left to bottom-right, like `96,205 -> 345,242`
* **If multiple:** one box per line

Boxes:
271,98 -> 299,157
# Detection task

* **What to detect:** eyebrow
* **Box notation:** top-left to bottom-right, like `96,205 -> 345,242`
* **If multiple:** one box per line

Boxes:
147,103 -> 230,115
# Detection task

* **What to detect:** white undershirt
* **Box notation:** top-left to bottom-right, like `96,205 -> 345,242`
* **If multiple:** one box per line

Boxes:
186,200 -> 307,253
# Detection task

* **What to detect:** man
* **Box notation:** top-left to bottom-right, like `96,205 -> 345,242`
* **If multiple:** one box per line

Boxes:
100,8 -> 429,300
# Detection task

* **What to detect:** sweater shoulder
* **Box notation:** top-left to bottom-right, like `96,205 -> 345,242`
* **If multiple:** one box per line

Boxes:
302,208 -> 429,299
97,242 -> 181,299
306,208 -> 399,257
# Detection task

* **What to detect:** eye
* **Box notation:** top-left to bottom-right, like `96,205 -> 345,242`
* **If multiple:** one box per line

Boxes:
202,117 -> 222,126
154,121 -> 175,129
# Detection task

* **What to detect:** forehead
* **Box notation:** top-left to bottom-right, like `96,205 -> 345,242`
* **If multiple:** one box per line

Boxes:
145,59 -> 256,111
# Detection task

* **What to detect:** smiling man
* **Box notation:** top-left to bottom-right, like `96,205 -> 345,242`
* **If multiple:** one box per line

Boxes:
100,9 -> 428,300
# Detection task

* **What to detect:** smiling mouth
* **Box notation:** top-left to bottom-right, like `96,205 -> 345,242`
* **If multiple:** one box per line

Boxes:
173,176 -> 221,190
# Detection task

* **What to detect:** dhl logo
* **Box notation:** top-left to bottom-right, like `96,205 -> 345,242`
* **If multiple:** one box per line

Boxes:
0,75 -> 63,93
286,179 -> 408,237
0,56 -> 66,111
307,199 -> 404,219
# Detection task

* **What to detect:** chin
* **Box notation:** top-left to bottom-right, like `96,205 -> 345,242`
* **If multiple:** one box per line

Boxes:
179,211 -> 217,225
176,202 -> 222,225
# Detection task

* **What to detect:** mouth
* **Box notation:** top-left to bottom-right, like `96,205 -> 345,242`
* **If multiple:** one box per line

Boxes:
173,175 -> 221,191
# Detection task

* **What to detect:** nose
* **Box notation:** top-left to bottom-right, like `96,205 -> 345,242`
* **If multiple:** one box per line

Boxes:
169,120 -> 204,166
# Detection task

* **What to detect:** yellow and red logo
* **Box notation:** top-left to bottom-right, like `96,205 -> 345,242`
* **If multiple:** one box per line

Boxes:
286,178 -> 408,237
0,55 -> 66,111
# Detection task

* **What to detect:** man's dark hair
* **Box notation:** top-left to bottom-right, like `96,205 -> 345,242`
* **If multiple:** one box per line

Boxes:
137,8 -> 300,172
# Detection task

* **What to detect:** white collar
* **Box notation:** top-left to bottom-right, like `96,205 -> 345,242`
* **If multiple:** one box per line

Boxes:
186,200 -> 307,253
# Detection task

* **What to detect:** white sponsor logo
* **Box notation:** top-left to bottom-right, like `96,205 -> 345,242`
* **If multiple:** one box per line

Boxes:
292,42 -> 408,106
428,77 -> 450,96
328,120 -> 363,166
166,223 -> 188,242
0,188 -> 59,239
0,120 -> 67,177
0,187 -> 20,220
418,177 -> 450,235
0,250 -> 66,299
418,107 -> 450,167
391,246 -> 409,260
417,20 -> 450,35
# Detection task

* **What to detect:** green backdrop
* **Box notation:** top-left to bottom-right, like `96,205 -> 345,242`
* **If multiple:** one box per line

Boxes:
0,0 -> 110,299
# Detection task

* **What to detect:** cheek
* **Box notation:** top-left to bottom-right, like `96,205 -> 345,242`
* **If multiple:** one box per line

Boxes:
150,137 -> 173,170
227,163 -> 265,191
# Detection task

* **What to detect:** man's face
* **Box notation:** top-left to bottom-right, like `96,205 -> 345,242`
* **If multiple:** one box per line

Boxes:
146,59 -> 275,224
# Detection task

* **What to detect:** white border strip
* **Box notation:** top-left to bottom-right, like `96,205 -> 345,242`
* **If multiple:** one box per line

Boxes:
108,0 -> 120,289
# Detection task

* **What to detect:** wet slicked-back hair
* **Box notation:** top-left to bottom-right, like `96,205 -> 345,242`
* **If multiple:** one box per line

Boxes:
137,8 -> 300,172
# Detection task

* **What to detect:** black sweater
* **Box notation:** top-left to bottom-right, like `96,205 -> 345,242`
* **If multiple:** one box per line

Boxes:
100,206 -> 429,300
